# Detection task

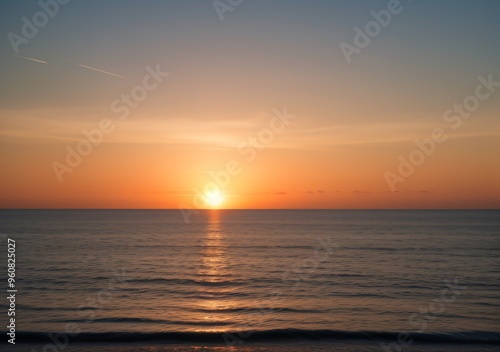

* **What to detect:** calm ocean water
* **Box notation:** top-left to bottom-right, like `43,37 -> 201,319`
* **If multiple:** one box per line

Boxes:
1,209 -> 499,351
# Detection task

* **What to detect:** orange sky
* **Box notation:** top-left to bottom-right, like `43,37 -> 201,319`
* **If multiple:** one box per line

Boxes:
1,1 -> 499,209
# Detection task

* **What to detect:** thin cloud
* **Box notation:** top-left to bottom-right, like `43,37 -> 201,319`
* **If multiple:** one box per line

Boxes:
77,64 -> 124,78
231,191 -> 287,196
11,54 -> 48,64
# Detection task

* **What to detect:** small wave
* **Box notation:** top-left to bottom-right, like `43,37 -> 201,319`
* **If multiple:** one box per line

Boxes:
43,317 -> 234,326
189,307 -> 327,314
128,278 -> 245,287
11,330 -> 500,344
13,305 -> 101,312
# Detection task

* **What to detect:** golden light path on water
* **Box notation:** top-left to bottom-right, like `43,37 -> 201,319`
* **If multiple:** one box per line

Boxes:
196,211 -> 239,332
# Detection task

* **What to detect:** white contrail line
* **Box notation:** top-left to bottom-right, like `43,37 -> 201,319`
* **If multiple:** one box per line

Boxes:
11,55 -> 124,79
11,54 -> 48,64
77,64 -> 124,78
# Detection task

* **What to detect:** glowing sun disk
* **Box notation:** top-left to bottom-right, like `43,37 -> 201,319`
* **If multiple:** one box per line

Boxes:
205,190 -> 225,208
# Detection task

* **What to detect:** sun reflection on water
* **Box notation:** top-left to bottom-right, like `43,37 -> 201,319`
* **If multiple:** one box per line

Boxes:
196,210 -> 238,331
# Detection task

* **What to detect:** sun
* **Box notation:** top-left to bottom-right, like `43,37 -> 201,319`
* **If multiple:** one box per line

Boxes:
204,189 -> 225,208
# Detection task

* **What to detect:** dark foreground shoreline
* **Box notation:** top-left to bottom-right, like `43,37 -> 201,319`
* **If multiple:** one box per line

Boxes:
3,330 -> 500,352
7,329 -> 500,343
3,342 -> 500,352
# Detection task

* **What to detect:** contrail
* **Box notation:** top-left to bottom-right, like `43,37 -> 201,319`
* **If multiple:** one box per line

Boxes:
77,64 -> 123,78
11,54 -> 48,64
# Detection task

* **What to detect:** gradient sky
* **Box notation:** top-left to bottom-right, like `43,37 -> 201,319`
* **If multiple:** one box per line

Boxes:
0,0 -> 499,209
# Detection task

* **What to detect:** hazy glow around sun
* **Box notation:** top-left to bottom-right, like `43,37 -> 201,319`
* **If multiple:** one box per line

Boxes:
205,189 -> 225,208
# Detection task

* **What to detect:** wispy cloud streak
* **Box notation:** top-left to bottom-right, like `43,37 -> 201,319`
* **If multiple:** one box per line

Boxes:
77,64 -> 123,78
11,54 -> 48,64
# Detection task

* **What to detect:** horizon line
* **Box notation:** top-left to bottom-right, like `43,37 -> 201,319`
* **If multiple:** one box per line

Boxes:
1,208 -> 499,211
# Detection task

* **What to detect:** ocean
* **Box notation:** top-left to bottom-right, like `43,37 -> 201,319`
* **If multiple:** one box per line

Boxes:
1,209 -> 499,351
